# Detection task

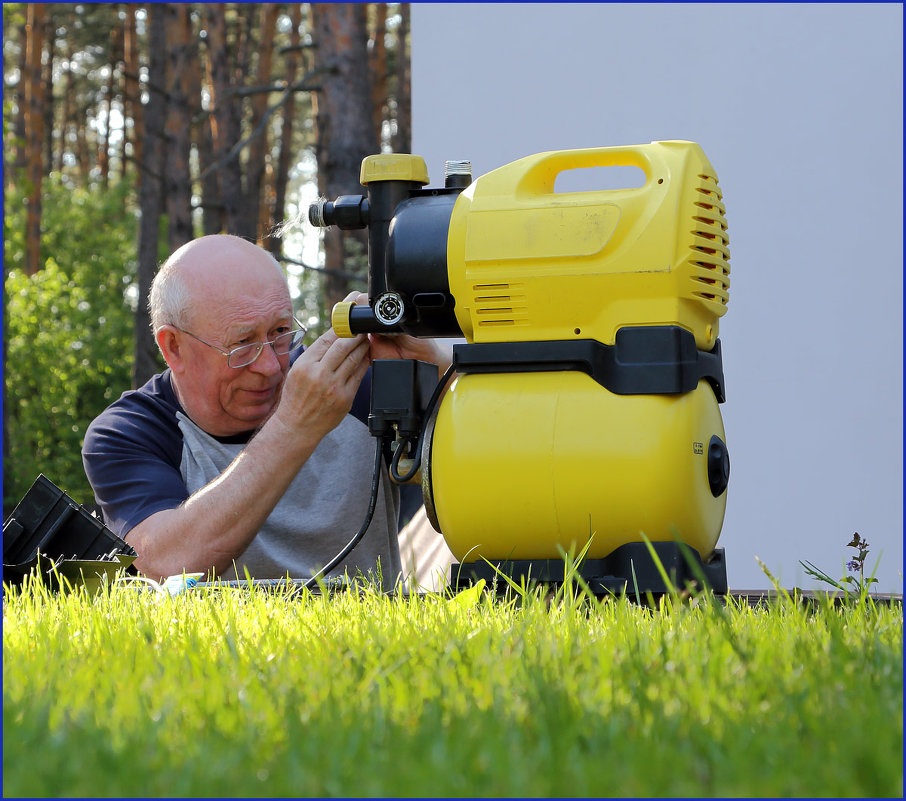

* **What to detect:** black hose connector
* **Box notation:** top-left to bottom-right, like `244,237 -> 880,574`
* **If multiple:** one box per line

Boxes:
308,195 -> 370,230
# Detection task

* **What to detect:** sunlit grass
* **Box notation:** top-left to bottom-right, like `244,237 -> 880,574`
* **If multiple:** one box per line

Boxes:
3,575 -> 902,798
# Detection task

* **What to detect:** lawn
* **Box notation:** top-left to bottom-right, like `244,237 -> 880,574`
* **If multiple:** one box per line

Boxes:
3,575 -> 902,798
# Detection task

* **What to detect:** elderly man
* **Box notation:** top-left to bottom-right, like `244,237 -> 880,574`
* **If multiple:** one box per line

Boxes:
82,234 -> 451,587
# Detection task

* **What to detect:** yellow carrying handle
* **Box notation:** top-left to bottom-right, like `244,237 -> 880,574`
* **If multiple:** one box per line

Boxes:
519,147 -> 652,195
471,140 -> 704,201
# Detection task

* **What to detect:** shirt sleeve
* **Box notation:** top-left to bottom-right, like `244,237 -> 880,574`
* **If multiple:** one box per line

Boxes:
81,384 -> 189,539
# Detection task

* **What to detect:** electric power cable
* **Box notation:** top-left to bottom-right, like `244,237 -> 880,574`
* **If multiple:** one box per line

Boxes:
310,360 -> 456,589
389,362 -> 456,484
303,436 -> 384,591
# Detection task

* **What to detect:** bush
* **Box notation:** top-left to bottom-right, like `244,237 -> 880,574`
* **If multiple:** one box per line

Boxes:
3,178 -> 151,512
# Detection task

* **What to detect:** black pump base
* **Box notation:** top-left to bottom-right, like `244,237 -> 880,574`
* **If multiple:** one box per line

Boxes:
448,542 -> 728,598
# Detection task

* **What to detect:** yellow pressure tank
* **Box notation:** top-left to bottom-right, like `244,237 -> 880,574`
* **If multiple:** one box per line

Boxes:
425,371 -> 728,561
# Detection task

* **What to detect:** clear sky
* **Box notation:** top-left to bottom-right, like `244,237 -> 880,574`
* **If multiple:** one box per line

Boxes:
410,3 -> 903,592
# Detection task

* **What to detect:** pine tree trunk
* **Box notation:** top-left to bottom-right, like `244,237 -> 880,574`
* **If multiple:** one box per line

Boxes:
310,2 -> 378,306
57,42 -> 72,175
115,17 -> 129,185
369,3 -> 388,147
42,9 -> 55,178
164,4 -> 195,251
98,24 -> 120,189
71,27 -> 91,183
247,3 -> 279,244
74,103 -> 91,181
391,3 -> 411,154
123,4 -> 143,179
12,18 -> 27,182
133,3 -> 167,389
196,110 -> 223,235
23,2 -> 46,275
269,2 -> 303,259
205,3 -> 249,238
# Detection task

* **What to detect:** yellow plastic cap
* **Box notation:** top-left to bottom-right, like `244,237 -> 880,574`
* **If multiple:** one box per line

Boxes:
360,154 -> 429,186
331,301 -> 355,338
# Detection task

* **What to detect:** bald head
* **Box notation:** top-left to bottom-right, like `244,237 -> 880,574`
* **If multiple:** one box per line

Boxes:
149,235 -> 289,334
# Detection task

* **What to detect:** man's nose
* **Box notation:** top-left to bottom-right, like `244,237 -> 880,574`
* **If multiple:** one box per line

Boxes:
249,342 -> 283,374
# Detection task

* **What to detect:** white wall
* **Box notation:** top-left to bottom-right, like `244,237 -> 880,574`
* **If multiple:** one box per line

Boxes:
411,2 -> 903,592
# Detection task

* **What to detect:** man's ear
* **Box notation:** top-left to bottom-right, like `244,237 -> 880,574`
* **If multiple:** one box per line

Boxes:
156,326 -> 184,372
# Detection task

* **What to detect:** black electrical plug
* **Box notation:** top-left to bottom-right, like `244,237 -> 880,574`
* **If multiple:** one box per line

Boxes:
368,359 -> 439,440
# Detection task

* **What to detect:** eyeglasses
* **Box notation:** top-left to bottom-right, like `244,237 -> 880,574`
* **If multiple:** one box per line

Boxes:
176,317 -> 307,368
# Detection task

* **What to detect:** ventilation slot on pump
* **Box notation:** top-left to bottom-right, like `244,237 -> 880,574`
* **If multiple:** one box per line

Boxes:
687,173 -> 730,308
472,282 -> 527,327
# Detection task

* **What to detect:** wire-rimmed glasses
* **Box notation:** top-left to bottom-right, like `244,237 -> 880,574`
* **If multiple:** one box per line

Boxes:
176,317 -> 307,368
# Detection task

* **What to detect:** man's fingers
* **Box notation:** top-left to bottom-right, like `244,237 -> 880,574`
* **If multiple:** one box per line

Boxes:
299,329 -> 366,366
342,290 -> 368,306
320,333 -> 369,373
349,345 -> 373,391
301,328 -> 338,362
290,330 -> 370,389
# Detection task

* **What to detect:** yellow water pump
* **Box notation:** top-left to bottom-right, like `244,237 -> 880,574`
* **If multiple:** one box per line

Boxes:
312,140 -> 731,592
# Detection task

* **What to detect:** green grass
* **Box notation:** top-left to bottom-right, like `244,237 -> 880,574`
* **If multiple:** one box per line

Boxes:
3,575 -> 902,798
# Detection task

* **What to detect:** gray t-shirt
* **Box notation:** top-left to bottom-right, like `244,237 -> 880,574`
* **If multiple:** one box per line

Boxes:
178,411 -> 401,587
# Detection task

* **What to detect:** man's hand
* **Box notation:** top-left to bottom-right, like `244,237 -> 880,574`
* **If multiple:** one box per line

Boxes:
343,291 -> 454,373
369,332 -> 453,374
272,327 -> 371,448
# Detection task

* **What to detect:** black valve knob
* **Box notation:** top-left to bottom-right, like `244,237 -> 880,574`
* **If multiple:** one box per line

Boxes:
707,435 -> 730,497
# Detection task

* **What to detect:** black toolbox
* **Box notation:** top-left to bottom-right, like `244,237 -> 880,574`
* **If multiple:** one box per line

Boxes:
3,474 -> 136,591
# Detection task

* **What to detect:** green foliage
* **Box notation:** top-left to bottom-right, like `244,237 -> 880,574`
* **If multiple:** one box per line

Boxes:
2,580 -> 902,798
4,177 -> 145,511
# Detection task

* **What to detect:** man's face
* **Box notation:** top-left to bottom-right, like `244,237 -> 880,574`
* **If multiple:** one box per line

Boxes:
166,255 -> 296,437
